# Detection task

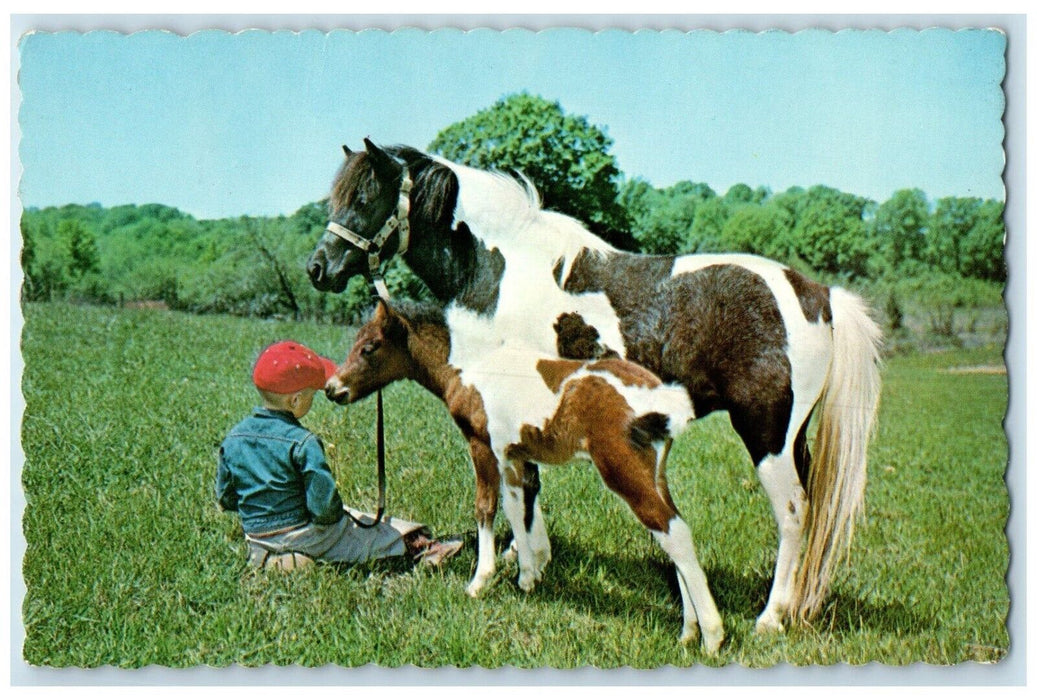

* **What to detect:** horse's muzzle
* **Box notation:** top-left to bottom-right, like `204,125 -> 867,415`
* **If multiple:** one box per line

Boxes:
324,381 -> 351,405
307,252 -> 332,290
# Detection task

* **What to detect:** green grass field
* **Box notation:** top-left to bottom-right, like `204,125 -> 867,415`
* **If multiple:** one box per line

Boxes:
19,302 -> 1009,668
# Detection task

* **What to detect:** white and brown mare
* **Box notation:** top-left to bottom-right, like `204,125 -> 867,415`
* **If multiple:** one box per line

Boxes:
307,140 -> 882,644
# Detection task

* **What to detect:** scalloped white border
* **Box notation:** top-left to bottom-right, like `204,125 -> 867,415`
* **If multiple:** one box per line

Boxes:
5,12 -> 1024,690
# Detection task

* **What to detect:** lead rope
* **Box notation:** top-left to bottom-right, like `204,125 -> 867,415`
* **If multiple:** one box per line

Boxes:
344,388 -> 387,529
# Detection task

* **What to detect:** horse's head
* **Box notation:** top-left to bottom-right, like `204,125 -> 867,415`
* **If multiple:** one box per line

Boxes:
326,300 -> 413,404
307,139 -> 410,293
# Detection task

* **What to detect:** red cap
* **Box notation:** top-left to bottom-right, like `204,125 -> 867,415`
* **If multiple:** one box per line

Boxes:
252,341 -> 338,394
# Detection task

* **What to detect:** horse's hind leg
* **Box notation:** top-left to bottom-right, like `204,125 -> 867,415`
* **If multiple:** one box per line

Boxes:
733,401 -> 813,634
754,448 -> 807,633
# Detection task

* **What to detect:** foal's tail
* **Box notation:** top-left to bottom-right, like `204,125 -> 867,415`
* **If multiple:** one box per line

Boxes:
792,287 -> 883,621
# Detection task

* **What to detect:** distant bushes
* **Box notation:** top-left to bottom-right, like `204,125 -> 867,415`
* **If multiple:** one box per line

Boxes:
20,202 -> 431,324
20,188 -> 1005,345
620,180 -> 1005,286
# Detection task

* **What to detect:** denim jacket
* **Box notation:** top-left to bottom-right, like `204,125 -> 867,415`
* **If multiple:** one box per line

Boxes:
216,407 -> 344,534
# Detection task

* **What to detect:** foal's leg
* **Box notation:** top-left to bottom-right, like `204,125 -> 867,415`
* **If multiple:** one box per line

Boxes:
466,437 -> 501,597
499,459 -> 543,592
652,516 -> 724,654
522,463 -> 552,574
590,439 -> 724,653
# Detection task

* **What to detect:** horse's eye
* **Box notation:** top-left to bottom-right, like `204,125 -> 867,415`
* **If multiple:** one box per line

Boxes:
360,341 -> 380,357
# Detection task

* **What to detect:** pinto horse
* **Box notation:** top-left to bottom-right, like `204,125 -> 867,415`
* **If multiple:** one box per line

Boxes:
327,300 -> 723,651
307,139 -> 883,633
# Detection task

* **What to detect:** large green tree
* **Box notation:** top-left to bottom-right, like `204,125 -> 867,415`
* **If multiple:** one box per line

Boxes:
717,203 -> 794,259
429,92 -> 636,249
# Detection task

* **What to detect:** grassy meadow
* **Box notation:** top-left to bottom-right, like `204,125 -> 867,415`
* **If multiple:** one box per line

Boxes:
19,302 -> 1009,669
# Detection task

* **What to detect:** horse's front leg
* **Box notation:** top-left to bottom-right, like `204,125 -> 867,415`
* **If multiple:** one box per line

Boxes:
466,437 -> 500,597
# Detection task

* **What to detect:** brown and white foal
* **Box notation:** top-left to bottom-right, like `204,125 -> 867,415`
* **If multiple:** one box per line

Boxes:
326,300 -> 724,652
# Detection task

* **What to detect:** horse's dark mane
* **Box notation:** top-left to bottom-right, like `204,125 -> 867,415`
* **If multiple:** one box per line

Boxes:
386,146 -> 459,229
329,145 -> 458,232
329,152 -> 373,212
390,299 -> 447,332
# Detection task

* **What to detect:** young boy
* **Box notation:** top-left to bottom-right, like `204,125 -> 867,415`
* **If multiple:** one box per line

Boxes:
216,340 -> 461,571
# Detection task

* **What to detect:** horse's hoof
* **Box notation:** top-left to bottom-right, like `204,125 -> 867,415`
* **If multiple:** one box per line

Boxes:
502,541 -> 518,563
518,571 -> 538,592
701,629 -> 725,655
754,612 -> 785,635
678,626 -> 700,646
466,578 -> 489,598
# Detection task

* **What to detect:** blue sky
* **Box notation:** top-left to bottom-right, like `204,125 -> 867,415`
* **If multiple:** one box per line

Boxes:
16,27 -> 1006,220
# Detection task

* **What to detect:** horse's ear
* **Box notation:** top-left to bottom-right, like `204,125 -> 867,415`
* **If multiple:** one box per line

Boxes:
364,138 -> 399,180
372,298 -> 389,324
342,144 -> 353,157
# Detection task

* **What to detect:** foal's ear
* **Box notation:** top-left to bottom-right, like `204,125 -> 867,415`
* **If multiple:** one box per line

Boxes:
363,138 -> 399,180
372,299 -> 406,343
372,298 -> 390,324
342,144 -> 353,157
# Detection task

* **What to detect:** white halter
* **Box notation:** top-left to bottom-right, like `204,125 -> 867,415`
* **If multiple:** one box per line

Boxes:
324,170 -> 412,301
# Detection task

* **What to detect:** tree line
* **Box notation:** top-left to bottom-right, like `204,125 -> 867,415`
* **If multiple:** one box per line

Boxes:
20,93 -> 1005,327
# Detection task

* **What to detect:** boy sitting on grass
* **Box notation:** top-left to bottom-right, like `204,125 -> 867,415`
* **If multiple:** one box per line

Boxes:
216,340 -> 462,571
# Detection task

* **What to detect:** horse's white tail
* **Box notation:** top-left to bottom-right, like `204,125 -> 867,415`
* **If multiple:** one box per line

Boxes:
792,286 -> 883,621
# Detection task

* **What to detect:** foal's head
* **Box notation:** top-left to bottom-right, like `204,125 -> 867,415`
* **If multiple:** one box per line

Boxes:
307,139 -> 408,293
325,300 -> 413,405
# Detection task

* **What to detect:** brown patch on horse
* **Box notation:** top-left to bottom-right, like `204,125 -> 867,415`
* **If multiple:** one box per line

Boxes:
535,358 -> 586,393
537,356 -> 662,396
662,264 -> 793,465
587,358 -> 662,388
783,268 -> 832,324
512,373 -> 680,533
554,312 -> 619,360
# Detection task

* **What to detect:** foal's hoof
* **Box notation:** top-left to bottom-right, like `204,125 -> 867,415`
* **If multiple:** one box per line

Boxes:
502,540 -> 518,563
680,624 -> 723,655
678,626 -> 700,646
518,568 -> 541,592
466,576 -> 490,598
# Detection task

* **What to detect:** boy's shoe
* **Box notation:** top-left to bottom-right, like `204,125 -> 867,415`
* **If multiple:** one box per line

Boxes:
405,532 -> 463,566
263,551 -> 315,571
416,538 -> 464,566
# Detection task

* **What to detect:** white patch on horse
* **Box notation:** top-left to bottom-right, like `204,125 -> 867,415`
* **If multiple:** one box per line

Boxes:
437,159 -> 631,456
